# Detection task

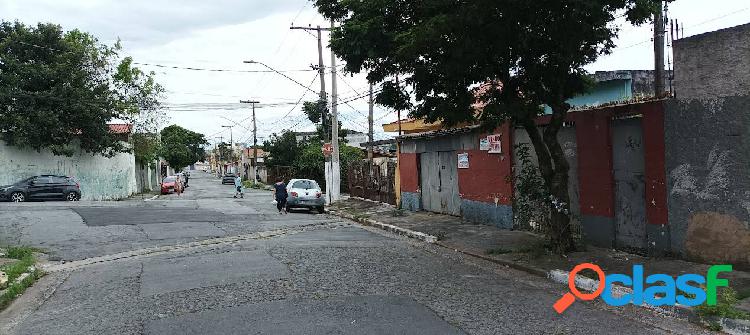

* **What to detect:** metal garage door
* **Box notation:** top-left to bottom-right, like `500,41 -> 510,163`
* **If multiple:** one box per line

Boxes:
612,117 -> 647,252
419,151 -> 460,216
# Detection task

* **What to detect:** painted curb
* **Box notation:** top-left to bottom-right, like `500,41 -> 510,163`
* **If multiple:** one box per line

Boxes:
327,209 -> 437,243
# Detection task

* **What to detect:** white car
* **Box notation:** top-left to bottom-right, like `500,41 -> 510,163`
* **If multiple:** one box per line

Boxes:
285,179 -> 325,213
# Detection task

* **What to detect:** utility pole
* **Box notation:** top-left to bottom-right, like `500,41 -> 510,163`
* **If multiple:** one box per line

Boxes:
221,125 -> 234,173
329,19 -> 340,203
654,0 -> 666,96
290,25 -> 331,142
291,24 -> 337,203
240,100 -> 260,183
368,83 -> 374,161
396,74 -> 402,136
214,136 -> 224,174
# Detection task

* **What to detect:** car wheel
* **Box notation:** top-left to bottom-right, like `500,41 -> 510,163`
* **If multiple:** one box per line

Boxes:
10,192 -> 25,202
317,206 -> 325,214
66,192 -> 80,201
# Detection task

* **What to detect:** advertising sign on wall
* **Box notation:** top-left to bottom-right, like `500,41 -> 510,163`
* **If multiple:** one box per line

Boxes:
457,152 -> 469,169
488,134 -> 502,154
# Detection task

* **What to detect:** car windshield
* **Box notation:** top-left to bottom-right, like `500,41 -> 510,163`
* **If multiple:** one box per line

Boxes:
224,174 -> 235,177
291,180 -> 319,190
163,177 -> 176,182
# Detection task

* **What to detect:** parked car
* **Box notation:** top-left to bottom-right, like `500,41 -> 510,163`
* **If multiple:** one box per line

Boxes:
0,175 -> 81,202
161,176 -> 178,194
221,173 -> 236,185
285,179 -> 325,213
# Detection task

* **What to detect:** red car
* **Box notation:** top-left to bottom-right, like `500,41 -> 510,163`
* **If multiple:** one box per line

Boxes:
160,176 -> 178,194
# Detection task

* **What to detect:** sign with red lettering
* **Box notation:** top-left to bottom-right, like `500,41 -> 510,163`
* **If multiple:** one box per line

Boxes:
322,143 -> 333,156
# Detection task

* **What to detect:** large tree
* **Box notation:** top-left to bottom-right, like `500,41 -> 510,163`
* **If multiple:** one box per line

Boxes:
0,21 -> 164,156
159,125 -> 207,171
316,0 -> 661,253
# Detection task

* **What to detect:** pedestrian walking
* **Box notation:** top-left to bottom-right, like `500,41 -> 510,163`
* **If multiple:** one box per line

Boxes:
234,175 -> 243,198
273,178 -> 288,214
184,172 -> 189,188
175,175 -> 183,196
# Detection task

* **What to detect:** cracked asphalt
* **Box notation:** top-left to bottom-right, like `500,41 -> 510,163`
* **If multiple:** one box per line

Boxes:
0,172 -> 712,334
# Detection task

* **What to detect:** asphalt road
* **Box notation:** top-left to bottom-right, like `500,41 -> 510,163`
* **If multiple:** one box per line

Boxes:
0,171 -> 711,334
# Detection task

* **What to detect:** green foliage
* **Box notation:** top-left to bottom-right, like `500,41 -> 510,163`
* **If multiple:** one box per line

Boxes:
131,133 -> 160,166
0,21 -> 163,156
510,144 -> 551,232
314,0 -> 662,254
264,130 -> 364,191
5,246 -> 37,260
159,125 -> 207,171
696,287 -> 750,320
264,131 -> 302,168
0,268 -> 43,311
216,142 -> 237,163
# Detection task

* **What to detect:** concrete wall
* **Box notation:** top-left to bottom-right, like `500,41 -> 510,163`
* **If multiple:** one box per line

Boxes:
457,123 -> 514,227
664,96 -> 750,268
674,23 -> 750,100
0,141 -> 137,200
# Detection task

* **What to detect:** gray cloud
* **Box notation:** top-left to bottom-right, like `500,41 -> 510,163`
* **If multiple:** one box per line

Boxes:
3,0 -> 305,46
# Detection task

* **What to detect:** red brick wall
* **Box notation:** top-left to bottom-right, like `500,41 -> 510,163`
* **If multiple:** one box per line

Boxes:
457,123 -> 513,205
399,152 -> 419,192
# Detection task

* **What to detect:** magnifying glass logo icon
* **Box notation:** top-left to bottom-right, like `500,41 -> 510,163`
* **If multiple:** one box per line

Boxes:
553,263 -> 606,314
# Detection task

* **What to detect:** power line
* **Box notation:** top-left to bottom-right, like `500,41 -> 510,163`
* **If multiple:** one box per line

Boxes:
133,62 -> 317,73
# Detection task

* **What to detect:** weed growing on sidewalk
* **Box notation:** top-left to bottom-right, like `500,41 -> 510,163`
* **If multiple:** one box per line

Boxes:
696,287 -> 750,320
0,245 -> 45,311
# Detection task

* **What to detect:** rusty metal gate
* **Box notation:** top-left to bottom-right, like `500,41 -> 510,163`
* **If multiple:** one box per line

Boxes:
347,160 -> 396,205
612,117 -> 647,253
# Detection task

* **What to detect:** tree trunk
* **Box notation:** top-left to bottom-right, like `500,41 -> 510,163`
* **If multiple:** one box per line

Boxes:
521,105 -> 575,254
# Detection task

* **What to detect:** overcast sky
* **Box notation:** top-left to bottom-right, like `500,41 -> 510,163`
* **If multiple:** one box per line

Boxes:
2,0 -> 749,146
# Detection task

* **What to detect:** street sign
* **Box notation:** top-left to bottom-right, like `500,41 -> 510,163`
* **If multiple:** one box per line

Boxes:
322,143 -> 333,156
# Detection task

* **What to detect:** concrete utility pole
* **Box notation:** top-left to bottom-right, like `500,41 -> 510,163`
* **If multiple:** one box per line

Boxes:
214,136 -> 224,174
289,25 -> 331,142
368,83 -> 374,161
290,24 -> 338,203
221,125 -> 234,173
329,19 -> 340,203
654,0 -> 666,96
240,100 -> 260,183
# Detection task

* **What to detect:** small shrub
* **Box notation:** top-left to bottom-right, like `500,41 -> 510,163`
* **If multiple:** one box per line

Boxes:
696,287 -> 749,320
6,246 -> 36,260
391,209 -> 405,217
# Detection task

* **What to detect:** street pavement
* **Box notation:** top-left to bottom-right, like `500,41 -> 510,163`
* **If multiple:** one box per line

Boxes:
0,171 -> 712,334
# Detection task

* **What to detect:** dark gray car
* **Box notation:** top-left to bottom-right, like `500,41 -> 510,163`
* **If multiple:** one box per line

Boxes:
0,175 -> 82,202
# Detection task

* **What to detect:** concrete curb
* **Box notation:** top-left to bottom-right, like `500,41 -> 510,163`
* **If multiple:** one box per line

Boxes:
327,206 -> 750,334
144,194 -> 160,201
547,269 -> 750,334
327,209 -> 437,243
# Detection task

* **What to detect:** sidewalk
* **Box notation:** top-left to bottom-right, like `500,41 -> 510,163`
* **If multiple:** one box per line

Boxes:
329,197 -> 750,332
